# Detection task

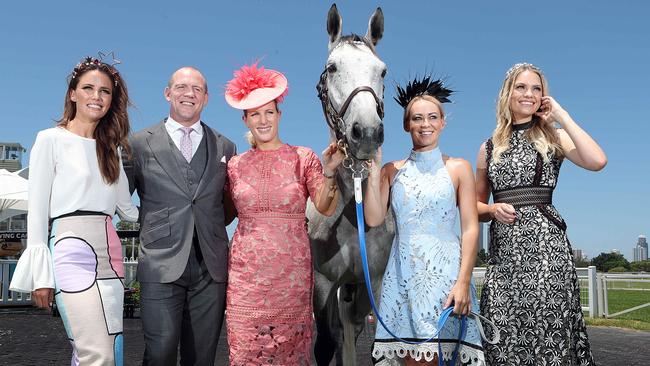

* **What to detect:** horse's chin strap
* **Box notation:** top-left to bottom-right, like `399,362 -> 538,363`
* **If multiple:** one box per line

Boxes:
353,177 -> 501,357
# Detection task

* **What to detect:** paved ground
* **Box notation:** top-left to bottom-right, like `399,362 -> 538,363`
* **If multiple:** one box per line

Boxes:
1,307 -> 649,365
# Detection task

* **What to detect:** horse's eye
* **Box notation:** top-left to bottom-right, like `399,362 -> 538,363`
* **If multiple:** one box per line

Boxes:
327,63 -> 337,73
381,69 -> 387,78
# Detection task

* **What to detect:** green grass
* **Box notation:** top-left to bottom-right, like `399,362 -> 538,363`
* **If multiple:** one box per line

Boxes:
476,279 -> 650,330
585,317 -> 650,331
606,289 -> 650,323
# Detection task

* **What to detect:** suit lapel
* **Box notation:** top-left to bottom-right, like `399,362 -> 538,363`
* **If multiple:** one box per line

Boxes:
146,120 -> 192,197
193,123 -> 223,199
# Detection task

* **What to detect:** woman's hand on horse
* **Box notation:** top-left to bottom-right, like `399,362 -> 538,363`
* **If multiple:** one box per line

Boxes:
322,142 -> 345,174
491,203 -> 516,224
445,281 -> 471,316
32,287 -> 54,310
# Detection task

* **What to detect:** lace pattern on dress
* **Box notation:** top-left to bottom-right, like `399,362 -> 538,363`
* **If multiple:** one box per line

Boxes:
373,342 -> 486,365
481,128 -> 595,366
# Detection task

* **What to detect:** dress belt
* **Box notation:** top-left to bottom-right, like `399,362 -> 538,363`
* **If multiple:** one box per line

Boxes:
50,210 -> 110,224
238,212 -> 305,221
493,186 -> 553,207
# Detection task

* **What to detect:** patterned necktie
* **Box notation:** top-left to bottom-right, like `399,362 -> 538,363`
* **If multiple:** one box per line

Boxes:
180,127 -> 193,163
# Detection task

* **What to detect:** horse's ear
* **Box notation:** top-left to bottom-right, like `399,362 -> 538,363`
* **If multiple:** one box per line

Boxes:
327,3 -> 342,50
365,7 -> 384,46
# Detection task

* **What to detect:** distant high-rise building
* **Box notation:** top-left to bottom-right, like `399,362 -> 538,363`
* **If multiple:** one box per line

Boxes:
634,235 -> 648,262
0,142 -> 25,172
572,249 -> 584,262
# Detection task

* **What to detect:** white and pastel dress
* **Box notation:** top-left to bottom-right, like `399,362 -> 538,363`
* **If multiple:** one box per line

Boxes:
10,127 -> 138,366
372,147 -> 485,365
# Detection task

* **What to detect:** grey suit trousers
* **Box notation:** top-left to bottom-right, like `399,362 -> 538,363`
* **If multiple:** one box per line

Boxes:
140,246 -> 226,366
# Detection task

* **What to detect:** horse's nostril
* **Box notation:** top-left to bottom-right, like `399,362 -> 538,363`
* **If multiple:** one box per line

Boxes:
352,122 -> 363,140
376,123 -> 384,144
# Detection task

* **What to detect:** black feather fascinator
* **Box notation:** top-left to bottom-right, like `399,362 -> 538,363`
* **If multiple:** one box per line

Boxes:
394,76 -> 453,108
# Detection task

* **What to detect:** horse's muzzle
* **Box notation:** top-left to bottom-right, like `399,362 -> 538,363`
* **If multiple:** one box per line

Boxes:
351,122 -> 384,145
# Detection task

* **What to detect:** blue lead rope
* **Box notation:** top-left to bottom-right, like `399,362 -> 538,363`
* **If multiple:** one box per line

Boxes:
353,178 -> 466,352
353,177 -> 498,365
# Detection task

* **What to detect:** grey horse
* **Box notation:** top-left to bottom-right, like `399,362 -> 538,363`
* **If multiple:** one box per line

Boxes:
307,4 -> 395,365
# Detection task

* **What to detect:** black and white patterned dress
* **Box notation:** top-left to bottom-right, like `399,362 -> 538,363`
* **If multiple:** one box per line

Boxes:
480,121 -> 596,366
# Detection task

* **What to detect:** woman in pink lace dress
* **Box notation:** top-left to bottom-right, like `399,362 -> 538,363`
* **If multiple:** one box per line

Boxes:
223,63 -> 344,365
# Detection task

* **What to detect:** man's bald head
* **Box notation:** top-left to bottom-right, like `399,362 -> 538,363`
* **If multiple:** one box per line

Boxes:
168,67 -> 208,92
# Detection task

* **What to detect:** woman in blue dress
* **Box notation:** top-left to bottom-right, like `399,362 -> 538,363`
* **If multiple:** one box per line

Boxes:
364,77 -> 485,365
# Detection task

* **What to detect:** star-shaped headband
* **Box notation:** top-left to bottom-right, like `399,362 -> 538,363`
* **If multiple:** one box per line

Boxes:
394,75 -> 454,109
98,51 -> 122,67
71,51 -> 122,86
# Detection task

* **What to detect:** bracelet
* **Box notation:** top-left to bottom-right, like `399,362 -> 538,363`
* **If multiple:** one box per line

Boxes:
323,169 -> 336,179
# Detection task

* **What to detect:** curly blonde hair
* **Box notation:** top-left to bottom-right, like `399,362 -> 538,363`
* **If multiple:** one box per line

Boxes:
492,63 -> 562,163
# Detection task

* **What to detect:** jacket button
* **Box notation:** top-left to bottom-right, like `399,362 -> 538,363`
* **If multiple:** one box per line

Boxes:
192,199 -> 196,204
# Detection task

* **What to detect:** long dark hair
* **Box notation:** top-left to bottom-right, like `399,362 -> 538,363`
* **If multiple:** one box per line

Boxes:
58,57 -> 131,184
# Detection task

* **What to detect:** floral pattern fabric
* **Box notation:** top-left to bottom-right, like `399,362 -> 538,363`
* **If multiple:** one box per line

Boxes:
480,125 -> 596,366
226,144 -> 324,366
372,147 -> 485,365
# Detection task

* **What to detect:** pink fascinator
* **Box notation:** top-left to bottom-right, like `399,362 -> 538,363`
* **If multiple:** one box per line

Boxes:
225,62 -> 289,110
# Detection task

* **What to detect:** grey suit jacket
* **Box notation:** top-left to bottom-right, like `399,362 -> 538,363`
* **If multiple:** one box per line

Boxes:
124,120 -> 236,283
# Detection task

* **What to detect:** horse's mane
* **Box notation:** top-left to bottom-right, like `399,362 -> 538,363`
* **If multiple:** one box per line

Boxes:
335,33 -> 377,55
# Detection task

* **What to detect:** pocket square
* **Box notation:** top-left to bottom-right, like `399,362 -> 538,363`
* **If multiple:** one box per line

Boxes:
220,156 -> 226,163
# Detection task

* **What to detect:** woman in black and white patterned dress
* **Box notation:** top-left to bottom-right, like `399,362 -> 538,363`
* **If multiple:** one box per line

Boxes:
475,63 -> 606,366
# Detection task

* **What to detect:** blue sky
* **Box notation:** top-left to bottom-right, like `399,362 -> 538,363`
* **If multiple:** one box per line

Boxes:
1,1 -> 648,260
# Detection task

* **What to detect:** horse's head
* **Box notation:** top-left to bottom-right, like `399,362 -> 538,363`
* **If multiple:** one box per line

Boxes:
317,4 -> 385,162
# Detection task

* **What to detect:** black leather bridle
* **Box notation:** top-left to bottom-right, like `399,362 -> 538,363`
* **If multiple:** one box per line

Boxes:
316,68 -> 384,146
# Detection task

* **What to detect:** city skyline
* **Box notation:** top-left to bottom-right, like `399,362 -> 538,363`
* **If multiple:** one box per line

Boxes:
634,235 -> 648,262
1,1 -> 648,260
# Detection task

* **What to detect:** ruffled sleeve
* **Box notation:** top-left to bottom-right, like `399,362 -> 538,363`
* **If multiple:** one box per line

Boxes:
300,147 -> 325,203
9,246 -> 54,293
115,149 -> 139,222
9,130 -> 56,293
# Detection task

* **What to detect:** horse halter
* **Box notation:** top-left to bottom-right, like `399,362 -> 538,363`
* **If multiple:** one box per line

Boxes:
316,68 -> 384,174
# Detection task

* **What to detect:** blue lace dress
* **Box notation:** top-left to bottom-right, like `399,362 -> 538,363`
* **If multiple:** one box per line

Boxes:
372,147 -> 485,365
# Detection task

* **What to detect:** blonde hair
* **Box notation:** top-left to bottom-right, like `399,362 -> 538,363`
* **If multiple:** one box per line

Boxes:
492,63 -> 562,163
403,95 -> 445,131
244,131 -> 256,148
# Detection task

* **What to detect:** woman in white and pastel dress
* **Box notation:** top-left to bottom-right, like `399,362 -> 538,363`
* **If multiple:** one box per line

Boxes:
10,55 -> 138,366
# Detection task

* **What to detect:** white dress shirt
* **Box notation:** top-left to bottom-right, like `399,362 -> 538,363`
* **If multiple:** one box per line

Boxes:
164,117 -> 204,159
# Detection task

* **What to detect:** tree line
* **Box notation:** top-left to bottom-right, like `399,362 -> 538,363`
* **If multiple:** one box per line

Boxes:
475,249 -> 650,273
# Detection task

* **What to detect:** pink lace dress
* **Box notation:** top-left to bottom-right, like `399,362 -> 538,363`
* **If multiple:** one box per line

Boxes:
226,144 -> 324,365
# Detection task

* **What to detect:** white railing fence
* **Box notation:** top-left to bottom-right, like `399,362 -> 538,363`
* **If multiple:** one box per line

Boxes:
0,262 -> 622,319
472,266 -> 598,317
0,259 -> 141,307
0,259 -> 32,306
596,273 -> 650,319
123,258 -> 138,288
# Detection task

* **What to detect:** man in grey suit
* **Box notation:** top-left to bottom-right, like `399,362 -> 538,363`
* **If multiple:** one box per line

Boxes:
124,67 -> 236,365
